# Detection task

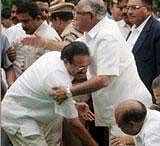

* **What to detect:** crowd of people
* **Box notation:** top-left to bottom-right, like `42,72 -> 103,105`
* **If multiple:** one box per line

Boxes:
1,0 -> 160,146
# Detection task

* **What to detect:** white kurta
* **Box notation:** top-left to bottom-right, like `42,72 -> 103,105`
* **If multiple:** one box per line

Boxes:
2,52 -> 78,140
134,109 -> 160,146
77,17 -> 152,127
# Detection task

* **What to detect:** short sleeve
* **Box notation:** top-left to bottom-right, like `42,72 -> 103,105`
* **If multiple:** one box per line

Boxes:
43,70 -> 78,119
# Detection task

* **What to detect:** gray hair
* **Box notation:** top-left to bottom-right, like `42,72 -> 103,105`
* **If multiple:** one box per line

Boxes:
79,0 -> 106,20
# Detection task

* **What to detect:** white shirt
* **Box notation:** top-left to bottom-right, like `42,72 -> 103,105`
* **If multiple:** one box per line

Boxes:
134,109 -> 160,146
4,23 -> 26,44
6,21 -> 61,77
127,16 -> 151,49
2,52 -> 78,136
77,17 -> 152,126
117,19 -> 130,39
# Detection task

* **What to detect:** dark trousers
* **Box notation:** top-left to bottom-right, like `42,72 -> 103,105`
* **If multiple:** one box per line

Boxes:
87,97 -> 109,146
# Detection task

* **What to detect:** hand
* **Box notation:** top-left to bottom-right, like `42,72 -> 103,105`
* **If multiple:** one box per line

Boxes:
110,136 -> 126,146
7,47 -> 16,62
76,102 -> 95,121
110,135 -> 134,146
21,34 -> 46,48
51,86 -> 68,104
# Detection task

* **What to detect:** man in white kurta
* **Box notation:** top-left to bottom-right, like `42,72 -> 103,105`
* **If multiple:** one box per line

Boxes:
4,4 -> 61,77
1,52 -> 77,146
134,109 -> 160,146
76,16 -> 152,130
115,100 -> 160,146
1,40 -> 100,146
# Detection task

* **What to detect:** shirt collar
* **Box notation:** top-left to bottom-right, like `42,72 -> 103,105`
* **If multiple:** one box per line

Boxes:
133,16 -> 151,32
117,19 -> 126,27
86,17 -> 105,39
34,20 -> 48,35
135,108 -> 150,138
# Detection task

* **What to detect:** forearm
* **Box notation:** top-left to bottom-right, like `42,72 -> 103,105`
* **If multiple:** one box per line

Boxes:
6,66 -> 16,87
68,118 -> 98,146
44,39 -> 69,51
71,75 -> 109,96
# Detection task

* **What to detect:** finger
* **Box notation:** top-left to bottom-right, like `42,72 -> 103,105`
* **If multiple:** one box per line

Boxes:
88,110 -> 95,118
110,138 -> 121,145
86,113 -> 95,121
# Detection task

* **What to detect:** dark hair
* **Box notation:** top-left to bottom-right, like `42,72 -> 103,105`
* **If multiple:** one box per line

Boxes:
121,101 -> 147,124
61,41 -> 90,63
152,75 -> 160,89
2,7 -> 11,19
16,2 -> 42,19
142,0 -> 153,6
51,11 -> 73,22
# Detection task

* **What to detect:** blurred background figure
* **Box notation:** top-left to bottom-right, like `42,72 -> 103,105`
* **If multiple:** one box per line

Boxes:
50,2 -> 74,35
1,7 -> 14,33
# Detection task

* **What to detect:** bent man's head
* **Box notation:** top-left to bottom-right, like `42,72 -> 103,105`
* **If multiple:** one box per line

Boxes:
115,99 -> 147,135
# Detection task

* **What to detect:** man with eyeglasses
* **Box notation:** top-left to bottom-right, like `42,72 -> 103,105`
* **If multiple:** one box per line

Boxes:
1,41 -> 98,146
126,0 -> 160,103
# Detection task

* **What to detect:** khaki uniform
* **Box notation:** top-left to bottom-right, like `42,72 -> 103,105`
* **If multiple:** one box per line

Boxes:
61,23 -> 83,42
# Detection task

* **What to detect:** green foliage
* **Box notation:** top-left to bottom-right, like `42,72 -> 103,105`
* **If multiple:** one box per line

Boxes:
153,0 -> 160,8
1,0 -> 16,8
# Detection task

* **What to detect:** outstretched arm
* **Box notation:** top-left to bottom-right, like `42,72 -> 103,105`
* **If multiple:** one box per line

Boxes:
51,75 -> 110,104
67,117 -> 98,146
21,35 -> 69,51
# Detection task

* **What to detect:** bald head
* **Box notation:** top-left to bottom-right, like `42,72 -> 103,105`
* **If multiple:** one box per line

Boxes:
115,100 -> 147,135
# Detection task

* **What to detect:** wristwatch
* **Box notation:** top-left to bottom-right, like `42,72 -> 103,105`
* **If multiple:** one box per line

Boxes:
66,87 -> 73,98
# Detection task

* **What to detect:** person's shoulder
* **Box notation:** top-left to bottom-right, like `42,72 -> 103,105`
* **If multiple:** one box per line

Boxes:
44,51 -> 61,58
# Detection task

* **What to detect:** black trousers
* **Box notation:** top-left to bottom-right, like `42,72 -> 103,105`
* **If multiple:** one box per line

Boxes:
87,97 -> 109,146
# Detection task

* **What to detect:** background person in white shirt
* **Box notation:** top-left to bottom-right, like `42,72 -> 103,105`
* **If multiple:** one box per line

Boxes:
8,2 -> 61,77
115,99 -> 160,146
1,41 -> 98,146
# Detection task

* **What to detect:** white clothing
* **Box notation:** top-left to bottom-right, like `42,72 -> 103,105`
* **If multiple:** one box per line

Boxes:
2,52 -> 78,139
5,21 -> 61,77
134,109 -> 160,146
77,17 -> 152,127
127,16 -> 151,49
4,23 -> 26,45
116,19 -> 130,39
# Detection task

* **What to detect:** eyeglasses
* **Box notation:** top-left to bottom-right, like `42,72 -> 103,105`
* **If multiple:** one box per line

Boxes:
71,62 -> 91,72
126,5 -> 145,11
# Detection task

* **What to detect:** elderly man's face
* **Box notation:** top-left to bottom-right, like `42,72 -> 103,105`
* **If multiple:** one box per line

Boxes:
127,0 -> 149,26
73,3 -> 95,33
